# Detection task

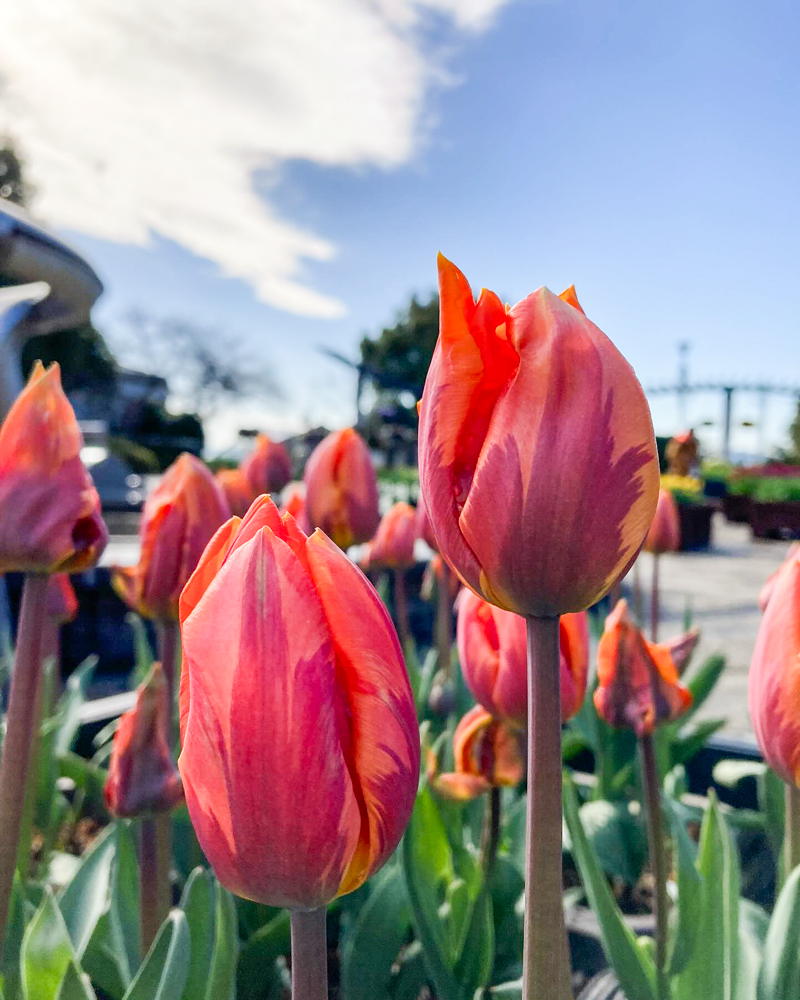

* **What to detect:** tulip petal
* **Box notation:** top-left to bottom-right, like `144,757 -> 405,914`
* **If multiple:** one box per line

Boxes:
560,611 -> 590,721
180,527 -> 362,908
433,772 -> 491,801
749,551 -> 800,786
459,288 -> 658,615
179,517 -> 242,626
305,530 -> 420,895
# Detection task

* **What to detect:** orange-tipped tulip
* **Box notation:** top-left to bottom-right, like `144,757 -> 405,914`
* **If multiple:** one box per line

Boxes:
178,496 -> 419,908
594,600 -> 693,737
644,488 -> 681,554
749,548 -> 800,786
456,589 -> 589,727
112,453 -> 231,621
215,468 -> 254,517
368,502 -> 416,570
105,663 -> 183,818
759,543 -> 800,613
417,256 -> 659,617
239,434 -> 292,495
415,492 -> 439,552
46,574 -> 78,626
429,705 -> 524,801
0,363 -> 107,574
303,428 -> 380,549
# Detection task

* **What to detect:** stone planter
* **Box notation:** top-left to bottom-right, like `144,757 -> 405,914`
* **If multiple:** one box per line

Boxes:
677,502 -> 714,551
722,494 -> 751,523
750,501 -> 800,540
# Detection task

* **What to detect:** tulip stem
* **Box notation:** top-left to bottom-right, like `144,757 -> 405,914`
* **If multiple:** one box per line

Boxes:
436,562 -> 453,678
523,615 -> 563,1000
290,907 -> 328,1000
393,570 -> 412,649
0,574 -> 49,949
480,786 -> 501,878
140,816 -> 172,952
786,783 -> 800,880
157,620 -> 179,742
650,554 -> 660,643
640,731 -> 669,1000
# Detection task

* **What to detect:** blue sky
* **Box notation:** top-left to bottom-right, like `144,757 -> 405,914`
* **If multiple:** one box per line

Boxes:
5,0 -> 798,456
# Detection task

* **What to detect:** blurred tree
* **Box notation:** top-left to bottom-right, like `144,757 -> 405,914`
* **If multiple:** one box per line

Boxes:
0,139 -> 33,207
118,311 -> 282,419
358,294 -> 438,460
21,323 -> 117,391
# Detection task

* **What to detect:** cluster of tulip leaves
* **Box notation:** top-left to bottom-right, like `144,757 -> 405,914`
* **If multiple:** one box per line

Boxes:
5,607 -> 800,1000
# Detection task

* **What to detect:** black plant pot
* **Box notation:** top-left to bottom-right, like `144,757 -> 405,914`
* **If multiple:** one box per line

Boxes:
677,502 -> 714,551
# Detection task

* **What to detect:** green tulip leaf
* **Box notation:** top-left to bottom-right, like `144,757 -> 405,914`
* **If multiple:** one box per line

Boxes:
562,772 -> 657,1000
204,884 -> 238,1000
236,911 -> 290,1000
121,911 -> 189,1000
21,889 -> 77,1000
54,964 -> 97,1000
57,825 -> 115,960
179,869 -> 215,1000
663,798 -> 702,975
341,866 -> 411,1000
757,865 -> 800,1000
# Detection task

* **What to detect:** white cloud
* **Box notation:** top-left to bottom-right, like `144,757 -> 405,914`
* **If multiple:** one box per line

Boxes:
0,0 -> 508,317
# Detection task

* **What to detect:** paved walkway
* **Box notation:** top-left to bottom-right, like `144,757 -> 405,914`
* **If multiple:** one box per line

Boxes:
629,514 -> 792,741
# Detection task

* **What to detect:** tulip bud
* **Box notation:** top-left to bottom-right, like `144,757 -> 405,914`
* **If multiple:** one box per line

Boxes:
112,453 -> 231,621
749,548 -> 800,786
105,663 -> 183,818
644,488 -> 681,554
456,589 -> 589,727
46,574 -> 78,626
759,544 -> 799,612
240,434 -> 292,495
178,496 -> 419,908
368,502 -> 416,570
215,468 -> 255,517
418,256 -> 659,617
0,363 -> 107,574
594,600 -> 692,737
429,705 -> 524,801
304,428 -> 380,549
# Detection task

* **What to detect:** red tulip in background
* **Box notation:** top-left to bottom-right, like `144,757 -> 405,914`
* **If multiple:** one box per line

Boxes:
239,434 -> 292,495
368,502 -> 416,570
0,362 -> 107,573
280,482 -> 310,532
178,496 -> 419,909
457,589 -> 589,727
105,663 -> 183,818
303,428 -> 380,549
417,256 -> 659,617
215,468 -> 255,517
428,704 -> 525,801
594,600 -> 694,737
644,488 -> 681,555
749,547 -> 800,787
112,453 -> 231,621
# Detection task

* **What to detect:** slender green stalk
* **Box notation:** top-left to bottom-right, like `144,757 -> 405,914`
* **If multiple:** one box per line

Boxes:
650,554 -> 660,643
641,732 -> 669,1000
436,562 -> 453,678
785,783 -> 800,880
480,786 -> 501,878
290,907 -> 328,1000
393,569 -> 412,648
0,574 -> 49,948
140,817 -> 171,952
522,615 -> 563,1000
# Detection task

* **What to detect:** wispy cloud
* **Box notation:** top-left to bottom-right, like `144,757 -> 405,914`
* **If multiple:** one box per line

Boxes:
0,0 -> 508,317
